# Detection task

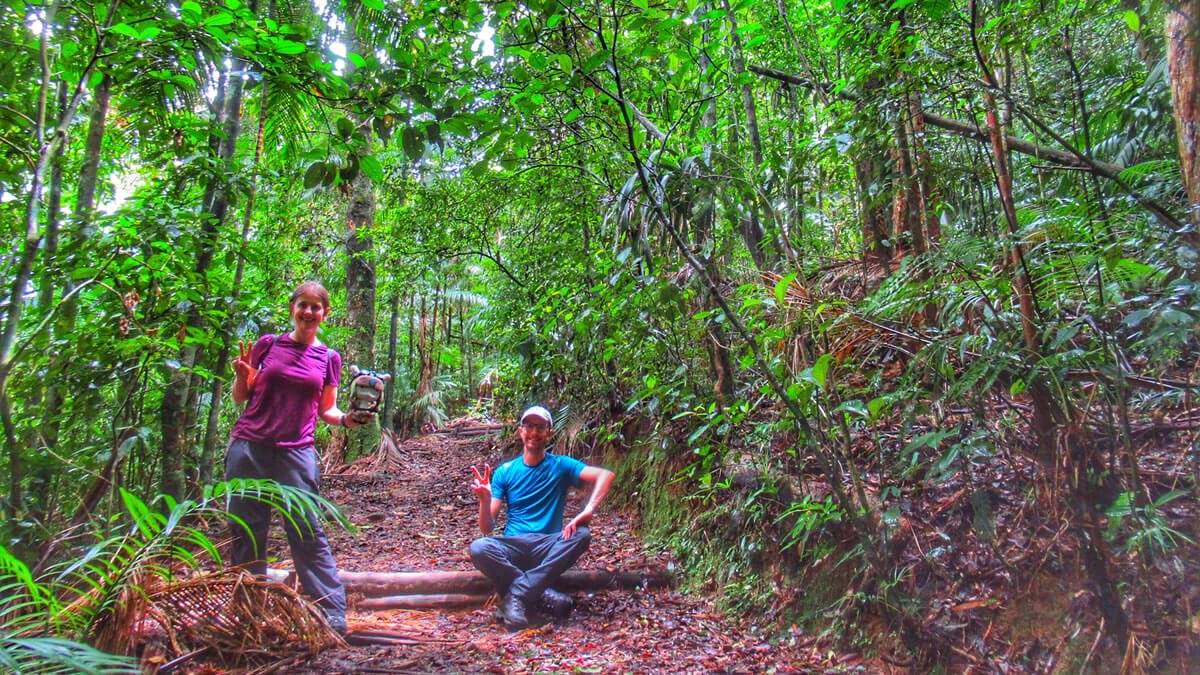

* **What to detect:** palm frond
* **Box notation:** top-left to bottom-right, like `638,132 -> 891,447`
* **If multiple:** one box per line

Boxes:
0,637 -> 138,674
0,480 -> 350,671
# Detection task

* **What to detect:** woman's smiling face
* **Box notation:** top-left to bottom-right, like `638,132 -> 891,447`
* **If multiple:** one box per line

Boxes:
290,292 -> 329,336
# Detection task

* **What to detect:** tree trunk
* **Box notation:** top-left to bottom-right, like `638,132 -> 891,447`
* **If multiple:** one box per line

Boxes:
384,293 -> 400,430
697,18 -> 736,409
343,168 -> 379,459
25,83 -> 70,518
161,40 -> 249,499
910,94 -> 940,243
722,0 -> 777,271
417,298 -> 434,403
1167,2 -> 1200,247
854,152 -> 892,270
200,77 -> 270,486
0,2 -> 109,516
43,73 -> 112,457
981,85 -> 1056,469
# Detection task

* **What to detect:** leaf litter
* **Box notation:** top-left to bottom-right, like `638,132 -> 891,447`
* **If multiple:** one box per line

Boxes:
269,428 -> 852,673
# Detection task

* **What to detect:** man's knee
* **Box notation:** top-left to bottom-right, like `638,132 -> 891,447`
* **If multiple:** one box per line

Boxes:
469,537 -> 502,565
566,526 -> 591,552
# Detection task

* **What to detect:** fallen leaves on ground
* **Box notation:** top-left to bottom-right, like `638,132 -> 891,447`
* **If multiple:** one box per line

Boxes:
269,428 -> 854,673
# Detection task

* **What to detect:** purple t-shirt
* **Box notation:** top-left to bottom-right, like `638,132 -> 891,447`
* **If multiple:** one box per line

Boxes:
231,334 -> 342,448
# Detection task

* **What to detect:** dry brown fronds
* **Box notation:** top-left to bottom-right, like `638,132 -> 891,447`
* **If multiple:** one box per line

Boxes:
762,270 -> 889,362
92,569 -> 342,669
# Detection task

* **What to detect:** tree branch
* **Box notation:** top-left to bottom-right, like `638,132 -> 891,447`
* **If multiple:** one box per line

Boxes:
747,64 -> 1125,176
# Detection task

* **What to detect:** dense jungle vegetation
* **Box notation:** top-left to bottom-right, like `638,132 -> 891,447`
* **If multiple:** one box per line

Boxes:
2,0 -> 1199,670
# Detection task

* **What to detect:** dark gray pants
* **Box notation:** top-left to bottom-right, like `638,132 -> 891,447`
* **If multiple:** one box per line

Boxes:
225,439 -> 346,619
469,527 -> 591,602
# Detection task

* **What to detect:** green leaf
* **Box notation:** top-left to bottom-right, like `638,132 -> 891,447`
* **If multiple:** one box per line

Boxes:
180,0 -> 202,23
336,117 -> 354,140
402,127 -> 425,161
867,397 -> 888,419
631,0 -> 648,9
204,12 -> 235,26
905,428 -> 957,453
1009,378 -> 1027,397
837,399 -> 868,418
110,23 -> 140,39
359,154 -> 383,183
812,354 -> 832,387
347,52 -> 367,68
304,161 -> 326,189
362,0 -> 384,9
774,273 -> 796,305
274,38 -> 307,55
1122,10 -> 1140,32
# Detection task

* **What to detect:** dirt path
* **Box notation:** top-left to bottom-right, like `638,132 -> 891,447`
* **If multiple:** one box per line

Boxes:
276,430 -> 852,673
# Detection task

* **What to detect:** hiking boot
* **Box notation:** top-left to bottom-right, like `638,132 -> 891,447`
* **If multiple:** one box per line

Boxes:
326,613 -> 348,636
540,588 -> 575,619
499,594 -> 529,629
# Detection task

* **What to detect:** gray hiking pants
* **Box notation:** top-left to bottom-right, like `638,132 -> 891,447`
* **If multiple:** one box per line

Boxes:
469,527 -> 591,602
225,438 -> 346,619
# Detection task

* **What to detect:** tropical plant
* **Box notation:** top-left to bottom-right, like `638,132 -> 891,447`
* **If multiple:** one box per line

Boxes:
1,479 -> 348,671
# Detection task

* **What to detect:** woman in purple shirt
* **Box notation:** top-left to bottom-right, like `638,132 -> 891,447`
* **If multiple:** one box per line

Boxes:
225,281 -> 370,635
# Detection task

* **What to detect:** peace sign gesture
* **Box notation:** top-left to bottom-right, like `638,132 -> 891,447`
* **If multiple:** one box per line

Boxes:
233,340 -> 254,379
469,463 -> 492,502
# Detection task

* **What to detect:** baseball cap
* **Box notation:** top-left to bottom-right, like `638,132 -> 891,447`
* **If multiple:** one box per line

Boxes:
520,405 -> 553,426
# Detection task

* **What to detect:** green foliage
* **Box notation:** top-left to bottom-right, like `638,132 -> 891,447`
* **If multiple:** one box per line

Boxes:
0,480 -> 344,673
0,634 -> 137,675
2,0 -> 1198,658
776,495 -> 843,557
1105,490 -> 1195,557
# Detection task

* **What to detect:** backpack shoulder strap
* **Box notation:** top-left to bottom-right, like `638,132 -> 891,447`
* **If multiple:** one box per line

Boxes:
256,334 -> 277,369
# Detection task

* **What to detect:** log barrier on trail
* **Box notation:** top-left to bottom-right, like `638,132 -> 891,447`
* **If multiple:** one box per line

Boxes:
268,568 -> 676,611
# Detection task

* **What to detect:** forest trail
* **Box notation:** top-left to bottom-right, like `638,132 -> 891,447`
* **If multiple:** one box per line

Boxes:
276,426 -> 859,673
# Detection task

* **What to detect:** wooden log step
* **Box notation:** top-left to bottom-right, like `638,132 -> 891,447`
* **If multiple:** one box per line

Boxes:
269,567 -> 675,599
354,593 -> 492,611
339,568 -> 674,598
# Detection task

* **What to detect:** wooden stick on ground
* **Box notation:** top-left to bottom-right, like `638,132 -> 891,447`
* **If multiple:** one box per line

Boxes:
339,568 -> 675,598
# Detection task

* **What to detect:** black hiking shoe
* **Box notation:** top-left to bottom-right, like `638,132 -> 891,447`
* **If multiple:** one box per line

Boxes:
500,594 -> 530,629
539,588 -> 575,619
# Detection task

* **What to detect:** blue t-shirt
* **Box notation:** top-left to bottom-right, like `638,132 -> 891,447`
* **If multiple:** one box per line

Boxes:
491,453 -> 586,536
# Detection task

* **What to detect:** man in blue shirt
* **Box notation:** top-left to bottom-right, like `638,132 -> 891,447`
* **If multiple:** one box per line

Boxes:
468,405 -> 616,629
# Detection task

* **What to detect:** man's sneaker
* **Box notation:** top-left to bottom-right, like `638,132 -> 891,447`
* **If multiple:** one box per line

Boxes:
540,588 -> 575,619
500,594 -> 530,629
